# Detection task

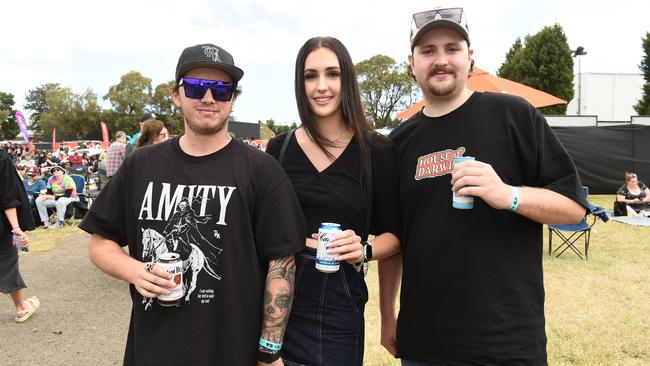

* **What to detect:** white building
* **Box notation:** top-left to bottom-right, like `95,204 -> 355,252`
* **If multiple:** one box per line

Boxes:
566,72 -> 644,121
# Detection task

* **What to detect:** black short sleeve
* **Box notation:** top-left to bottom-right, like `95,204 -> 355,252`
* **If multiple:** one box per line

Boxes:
253,158 -> 306,260
533,110 -> 589,210
79,155 -> 129,246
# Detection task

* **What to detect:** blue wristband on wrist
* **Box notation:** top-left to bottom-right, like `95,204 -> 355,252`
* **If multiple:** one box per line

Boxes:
508,186 -> 520,212
259,337 -> 282,352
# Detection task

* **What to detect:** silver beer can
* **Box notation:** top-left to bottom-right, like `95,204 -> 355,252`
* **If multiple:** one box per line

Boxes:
156,252 -> 184,307
316,223 -> 342,273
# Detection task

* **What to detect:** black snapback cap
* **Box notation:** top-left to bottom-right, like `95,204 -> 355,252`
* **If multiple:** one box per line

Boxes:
175,43 -> 244,85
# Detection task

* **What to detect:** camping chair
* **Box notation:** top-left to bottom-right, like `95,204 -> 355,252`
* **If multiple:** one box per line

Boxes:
69,174 -> 90,220
548,187 -> 609,260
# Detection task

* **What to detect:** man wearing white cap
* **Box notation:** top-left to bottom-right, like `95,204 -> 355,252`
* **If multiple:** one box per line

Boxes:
380,5 -> 589,365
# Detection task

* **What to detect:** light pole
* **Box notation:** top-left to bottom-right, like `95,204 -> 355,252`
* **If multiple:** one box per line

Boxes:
572,46 -> 587,115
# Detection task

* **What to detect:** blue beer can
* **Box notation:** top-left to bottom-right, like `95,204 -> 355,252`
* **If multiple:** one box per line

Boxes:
316,223 -> 342,273
452,156 -> 475,209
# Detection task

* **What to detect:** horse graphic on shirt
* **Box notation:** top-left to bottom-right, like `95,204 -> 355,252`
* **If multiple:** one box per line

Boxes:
141,228 -> 221,310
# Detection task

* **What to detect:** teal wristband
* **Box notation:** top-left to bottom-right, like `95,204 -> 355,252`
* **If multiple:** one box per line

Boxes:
508,186 -> 520,212
259,337 -> 282,352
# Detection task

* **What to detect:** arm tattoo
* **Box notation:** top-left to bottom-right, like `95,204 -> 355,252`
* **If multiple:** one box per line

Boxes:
260,255 -> 296,345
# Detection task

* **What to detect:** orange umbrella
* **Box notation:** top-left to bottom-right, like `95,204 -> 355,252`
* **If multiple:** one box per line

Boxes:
396,67 -> 567,120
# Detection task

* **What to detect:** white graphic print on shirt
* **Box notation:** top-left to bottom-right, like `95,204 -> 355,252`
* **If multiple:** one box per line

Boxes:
137,182 -> 236,310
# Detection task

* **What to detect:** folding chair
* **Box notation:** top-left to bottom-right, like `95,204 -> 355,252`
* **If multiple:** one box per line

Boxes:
548,187 -> 609,260
69,174 -> 90,220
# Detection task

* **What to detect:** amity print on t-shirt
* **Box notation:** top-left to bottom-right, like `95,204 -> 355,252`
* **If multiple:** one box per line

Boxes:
136,182 -> 236,310
414,147 -> 467,180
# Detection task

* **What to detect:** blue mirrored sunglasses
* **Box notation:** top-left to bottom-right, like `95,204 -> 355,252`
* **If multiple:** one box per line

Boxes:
179,78 -> 237,101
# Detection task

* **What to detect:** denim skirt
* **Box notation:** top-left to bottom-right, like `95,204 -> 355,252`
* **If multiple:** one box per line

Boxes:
282,247 -> 368,366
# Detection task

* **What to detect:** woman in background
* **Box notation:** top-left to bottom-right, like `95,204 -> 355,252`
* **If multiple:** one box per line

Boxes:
616,171 -> 650,216
1,148 -> 39,323
266,36 -> 401,366
136,119 -> 166,148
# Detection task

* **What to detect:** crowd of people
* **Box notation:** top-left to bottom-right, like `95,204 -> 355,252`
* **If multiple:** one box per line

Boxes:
3,4 -> 641,366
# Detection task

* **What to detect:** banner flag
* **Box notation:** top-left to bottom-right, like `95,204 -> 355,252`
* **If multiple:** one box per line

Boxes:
100,121 -> 110,149
52,128 -> 57,151
15,111 -> 29,142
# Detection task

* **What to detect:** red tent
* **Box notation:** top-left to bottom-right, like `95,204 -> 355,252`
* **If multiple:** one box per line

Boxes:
397,67 -> 567,120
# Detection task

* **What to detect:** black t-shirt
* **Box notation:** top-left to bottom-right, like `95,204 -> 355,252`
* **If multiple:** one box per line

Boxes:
0,150 -> 35,250
390,92 -> 588,365
79,137 -> 305,365
266,132 -> 401,240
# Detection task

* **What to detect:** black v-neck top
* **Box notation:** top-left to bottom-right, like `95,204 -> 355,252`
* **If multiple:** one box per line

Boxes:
267,131 -> 401,239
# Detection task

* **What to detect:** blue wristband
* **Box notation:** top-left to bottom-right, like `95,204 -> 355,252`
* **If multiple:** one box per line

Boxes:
259,337 -> 282,352
508,186 -> 520,212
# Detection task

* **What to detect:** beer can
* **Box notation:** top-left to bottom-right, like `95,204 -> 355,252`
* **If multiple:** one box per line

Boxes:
316,223 -> 342,273
156,253 -> 184,307
452,156 -> 475,209
13,233 -> 28,252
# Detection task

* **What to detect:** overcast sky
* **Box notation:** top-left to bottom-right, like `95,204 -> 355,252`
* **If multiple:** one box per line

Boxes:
2,0 -> 648,126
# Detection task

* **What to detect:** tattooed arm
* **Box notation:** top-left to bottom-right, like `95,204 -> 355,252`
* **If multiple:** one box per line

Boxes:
257,255 -> 296,365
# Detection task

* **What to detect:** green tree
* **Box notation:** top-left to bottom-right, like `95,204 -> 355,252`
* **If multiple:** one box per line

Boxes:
497,24 -> 574,115
151,81 -> 184,135
0,92 -> 18,140
104,71 -> 152,134
497,38 -> 524,80
634,32 -> 650,115
264,119 -> 297,135
40,88 -> 101,140
355,55 -> 417,128
24,83 -> 62,135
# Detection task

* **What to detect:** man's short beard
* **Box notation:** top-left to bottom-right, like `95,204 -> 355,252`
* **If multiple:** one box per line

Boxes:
184,117 -> 228,136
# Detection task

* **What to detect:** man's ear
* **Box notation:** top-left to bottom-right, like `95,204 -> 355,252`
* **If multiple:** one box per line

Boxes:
171,88 -> 181,108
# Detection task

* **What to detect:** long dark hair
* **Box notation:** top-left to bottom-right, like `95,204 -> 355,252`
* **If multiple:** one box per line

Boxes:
295,36 -> 371,161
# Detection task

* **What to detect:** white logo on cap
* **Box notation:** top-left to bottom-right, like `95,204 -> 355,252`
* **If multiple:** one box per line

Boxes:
202,46 -> 221,62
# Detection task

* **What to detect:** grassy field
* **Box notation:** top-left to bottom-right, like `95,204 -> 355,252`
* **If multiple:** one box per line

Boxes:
23,196 -> 650,365
363,195 -> 650,365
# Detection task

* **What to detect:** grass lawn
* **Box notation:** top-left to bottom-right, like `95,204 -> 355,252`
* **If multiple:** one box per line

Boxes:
363,195 -> 650,365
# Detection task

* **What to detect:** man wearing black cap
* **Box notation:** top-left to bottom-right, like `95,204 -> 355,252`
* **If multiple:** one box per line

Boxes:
379,5 -> 589,365
81,43 -> 304,365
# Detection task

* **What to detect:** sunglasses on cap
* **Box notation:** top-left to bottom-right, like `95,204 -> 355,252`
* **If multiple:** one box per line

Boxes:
413,7 -> 464,28
179,78 -> 237,101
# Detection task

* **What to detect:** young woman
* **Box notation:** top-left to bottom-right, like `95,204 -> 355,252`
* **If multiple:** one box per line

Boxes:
1,149 -> 39,323
616,172 -> 650,216
266,36 -> 401,366
136,119 -> 166,147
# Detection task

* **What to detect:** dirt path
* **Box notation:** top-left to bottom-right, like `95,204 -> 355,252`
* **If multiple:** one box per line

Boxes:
0,231 -> 131,366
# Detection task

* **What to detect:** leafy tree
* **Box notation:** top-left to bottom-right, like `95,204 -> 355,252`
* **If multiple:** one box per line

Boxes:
355,55 -> 417,128
497,38 -> 524,80
0,92 -> 18,140
24,83 -> 62,135
40,88 -> 101,140
497,24 -> 574,115
265,119 -> 297,135
151,81 -> 184,135
104,71 -> 152,134
634,32 -> 650,115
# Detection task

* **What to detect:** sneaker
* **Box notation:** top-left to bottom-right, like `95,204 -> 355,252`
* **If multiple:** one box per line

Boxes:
48,222 -> 64,229
43,221 -> 52,228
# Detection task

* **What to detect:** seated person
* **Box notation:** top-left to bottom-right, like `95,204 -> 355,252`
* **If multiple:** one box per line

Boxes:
23,167 -> 46,202
35,165 -> 79,229
616,172 -> 650,217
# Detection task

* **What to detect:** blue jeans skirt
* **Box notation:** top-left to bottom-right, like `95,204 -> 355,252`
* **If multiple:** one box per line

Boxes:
282,247 -> 368,366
